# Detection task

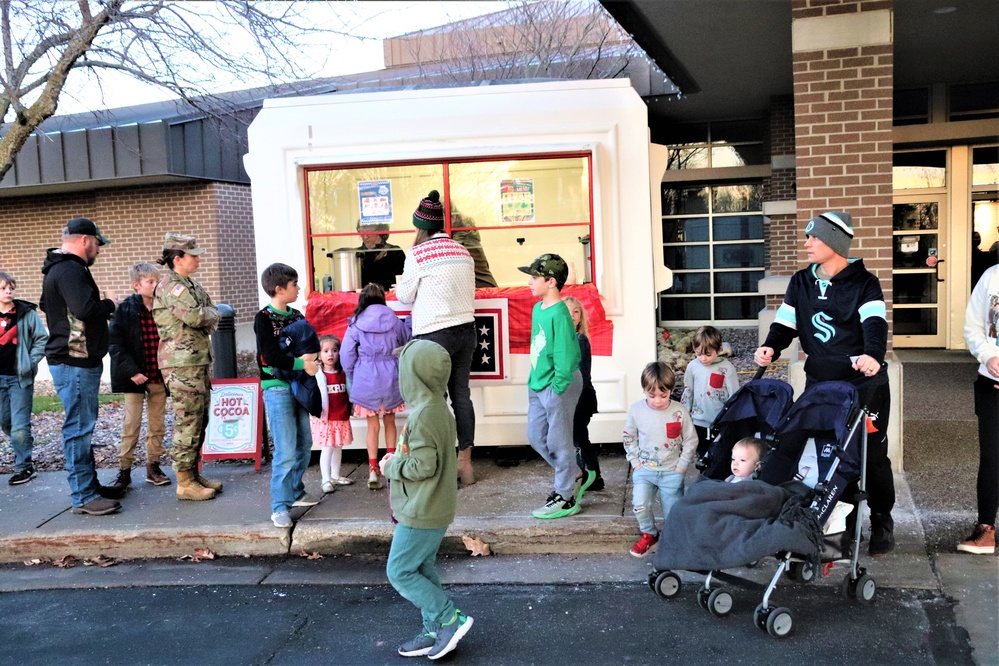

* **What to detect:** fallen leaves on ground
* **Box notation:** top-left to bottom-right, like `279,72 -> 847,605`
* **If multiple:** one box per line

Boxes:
178,548 -> 216,563
83,555 -> 117,567
23,557 -> 52,567
299,550 -> 323,560
53,555 -> 77,568
462,535 -> 491,557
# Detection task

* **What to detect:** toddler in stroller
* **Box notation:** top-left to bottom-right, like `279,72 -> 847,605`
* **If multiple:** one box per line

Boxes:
648,378 -> 877,639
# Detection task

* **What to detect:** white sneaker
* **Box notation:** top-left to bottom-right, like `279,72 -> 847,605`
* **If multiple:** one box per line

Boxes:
292,492 -> 321,507
271,511 -> 292,528
367,469 -> 384,490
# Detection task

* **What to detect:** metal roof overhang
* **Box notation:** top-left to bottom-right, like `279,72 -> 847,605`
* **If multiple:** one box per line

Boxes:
599,0 -> 999,124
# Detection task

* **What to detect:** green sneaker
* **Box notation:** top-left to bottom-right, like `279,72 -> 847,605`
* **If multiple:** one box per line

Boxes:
531,493 -> 580,519
397,631 -> 437,657
573,469 -> 597,504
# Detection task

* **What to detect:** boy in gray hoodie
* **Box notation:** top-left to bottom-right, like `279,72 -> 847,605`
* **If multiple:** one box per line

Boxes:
381,339 -> 473,660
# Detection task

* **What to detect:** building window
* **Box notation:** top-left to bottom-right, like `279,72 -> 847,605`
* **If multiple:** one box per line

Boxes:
663,120 -> 766,170
893,150 -> 947,190
893,88 -> 930,126
949,81 -> 999,122
304,153 -> 593,291
659,183 -> 765,324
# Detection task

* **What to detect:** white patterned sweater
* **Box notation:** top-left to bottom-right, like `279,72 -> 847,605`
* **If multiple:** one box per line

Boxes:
395,234 -> 476,335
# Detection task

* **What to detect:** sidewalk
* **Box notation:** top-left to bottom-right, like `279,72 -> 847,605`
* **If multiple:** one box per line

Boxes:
0,454 -> 945,585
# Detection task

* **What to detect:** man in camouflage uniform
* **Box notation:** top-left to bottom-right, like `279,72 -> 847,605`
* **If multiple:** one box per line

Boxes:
152,233 -> 221,501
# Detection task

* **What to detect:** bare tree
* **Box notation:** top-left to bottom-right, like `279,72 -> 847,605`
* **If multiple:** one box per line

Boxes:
388,0 -> 644,84
0,0 -> 347,181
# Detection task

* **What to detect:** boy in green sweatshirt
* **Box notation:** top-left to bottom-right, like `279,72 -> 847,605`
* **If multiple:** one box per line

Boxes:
381,339 -> 473,660
519,253 -> 592,520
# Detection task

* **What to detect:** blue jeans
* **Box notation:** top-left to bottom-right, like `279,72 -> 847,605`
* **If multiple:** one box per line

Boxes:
386,524 -> 455,633
527,372 -> 583,500
416,323 -> 476,450
50,364 -> 103,507
0,375 -> 34,473
632,466 -> 685,536
264,386 -> 312,514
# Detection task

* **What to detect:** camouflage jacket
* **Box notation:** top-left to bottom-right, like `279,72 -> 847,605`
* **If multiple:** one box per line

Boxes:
152,271 -> 219,368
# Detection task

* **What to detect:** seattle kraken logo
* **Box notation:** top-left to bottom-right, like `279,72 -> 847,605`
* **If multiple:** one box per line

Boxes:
812,312 -> 836,342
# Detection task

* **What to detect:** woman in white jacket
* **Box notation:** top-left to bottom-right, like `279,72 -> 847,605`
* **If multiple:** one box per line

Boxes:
959,265 -> 999,554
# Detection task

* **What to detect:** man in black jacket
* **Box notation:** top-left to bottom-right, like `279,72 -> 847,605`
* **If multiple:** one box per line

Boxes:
40,217 -> 122,515
755,211 -> 895,556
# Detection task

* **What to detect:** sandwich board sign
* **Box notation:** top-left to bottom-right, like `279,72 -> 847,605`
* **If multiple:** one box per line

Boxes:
203,378 -> 264,470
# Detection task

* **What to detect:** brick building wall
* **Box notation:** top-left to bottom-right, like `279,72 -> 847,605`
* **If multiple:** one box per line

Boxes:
790,0 -> 894,344
0,181 -> 257,326
213,182 -> 259,321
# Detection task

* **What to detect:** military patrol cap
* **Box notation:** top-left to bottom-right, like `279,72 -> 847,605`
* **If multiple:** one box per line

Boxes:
163,233 -> 205,255
65,217 -> 111,246
518,253 -> 569,287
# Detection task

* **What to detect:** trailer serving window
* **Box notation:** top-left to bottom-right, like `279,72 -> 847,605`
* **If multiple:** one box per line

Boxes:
304,153 -> 594,292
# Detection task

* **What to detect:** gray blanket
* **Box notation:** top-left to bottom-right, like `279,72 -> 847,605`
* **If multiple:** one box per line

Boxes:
654,479 -> 823,572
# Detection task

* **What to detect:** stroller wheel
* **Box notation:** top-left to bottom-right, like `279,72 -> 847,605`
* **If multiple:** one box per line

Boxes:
653,571 -> 681,599
707,589 -> 734,618
841,573 -> 856,599
766,607 -> 794,638
753,603 -> 770,631
696,587 -> 710,610
789,561 -> 816,583
647,571 -> 659,591
855,573 -> 877,602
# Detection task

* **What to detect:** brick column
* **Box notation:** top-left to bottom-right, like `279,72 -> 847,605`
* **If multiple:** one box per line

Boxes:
791,0 -> 894,346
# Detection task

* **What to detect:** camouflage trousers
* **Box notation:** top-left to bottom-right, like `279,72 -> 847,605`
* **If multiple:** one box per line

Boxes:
163,365 -> 211,472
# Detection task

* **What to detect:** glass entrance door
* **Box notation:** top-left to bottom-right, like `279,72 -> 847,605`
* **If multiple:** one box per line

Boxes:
893,196 -> 947,346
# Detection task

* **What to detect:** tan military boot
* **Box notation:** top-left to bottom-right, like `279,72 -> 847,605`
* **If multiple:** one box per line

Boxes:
457,447 -> 476,486
195,474 -> 223,493
176,469 -> 216,501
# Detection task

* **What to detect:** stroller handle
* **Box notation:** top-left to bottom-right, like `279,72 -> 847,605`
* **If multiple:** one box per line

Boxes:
752,365 -> 769,380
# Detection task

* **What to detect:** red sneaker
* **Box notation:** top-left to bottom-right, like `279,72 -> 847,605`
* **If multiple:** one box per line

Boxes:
630,532 -> 658,558
956,523 -> 995,555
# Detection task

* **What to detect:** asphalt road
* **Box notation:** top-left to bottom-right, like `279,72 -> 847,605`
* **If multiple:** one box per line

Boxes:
0,580 -> 972,666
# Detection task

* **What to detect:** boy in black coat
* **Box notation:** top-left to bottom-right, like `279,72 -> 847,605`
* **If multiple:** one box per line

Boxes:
109,263 -> 170,488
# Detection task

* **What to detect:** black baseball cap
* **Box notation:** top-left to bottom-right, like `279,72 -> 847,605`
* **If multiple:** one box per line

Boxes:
65,217 -> 111,246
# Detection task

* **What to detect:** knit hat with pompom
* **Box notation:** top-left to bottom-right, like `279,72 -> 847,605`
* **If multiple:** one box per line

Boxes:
413,190 -> 445,231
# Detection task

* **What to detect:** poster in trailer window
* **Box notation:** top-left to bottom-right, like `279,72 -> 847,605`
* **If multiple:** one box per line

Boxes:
500,179 -> 535,223
358,180 -> 393,224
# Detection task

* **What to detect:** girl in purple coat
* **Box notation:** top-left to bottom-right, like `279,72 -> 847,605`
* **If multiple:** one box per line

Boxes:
342,284 -> 411,489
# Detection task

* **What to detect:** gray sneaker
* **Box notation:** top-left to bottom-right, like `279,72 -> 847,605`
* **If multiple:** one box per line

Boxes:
397,631 -> 437,657
271,511 -> 292,528
428,611 -> 473,660
531,492 -> 580,519
292,492 -> 321,507
71,497 -> 122,515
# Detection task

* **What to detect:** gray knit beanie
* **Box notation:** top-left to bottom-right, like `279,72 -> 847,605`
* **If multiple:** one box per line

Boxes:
804,212 -> 854,258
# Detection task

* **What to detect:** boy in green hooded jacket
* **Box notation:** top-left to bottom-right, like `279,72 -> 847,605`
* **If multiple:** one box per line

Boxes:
381,339 -> 473,660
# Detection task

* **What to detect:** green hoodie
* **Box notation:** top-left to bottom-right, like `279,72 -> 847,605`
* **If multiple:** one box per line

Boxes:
383,339 -> 458,529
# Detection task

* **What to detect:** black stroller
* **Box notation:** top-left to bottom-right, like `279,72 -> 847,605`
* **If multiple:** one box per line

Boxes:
647,378 -> 876,639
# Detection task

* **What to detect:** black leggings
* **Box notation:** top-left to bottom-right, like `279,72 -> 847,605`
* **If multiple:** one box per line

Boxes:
974,374 -> 999,526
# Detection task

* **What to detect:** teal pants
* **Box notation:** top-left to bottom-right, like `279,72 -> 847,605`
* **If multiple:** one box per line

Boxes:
386,524 -> 455,633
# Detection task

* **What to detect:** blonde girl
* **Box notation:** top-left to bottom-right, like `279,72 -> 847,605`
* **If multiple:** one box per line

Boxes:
563,296 -> 603,491
311,334 -> 354,493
